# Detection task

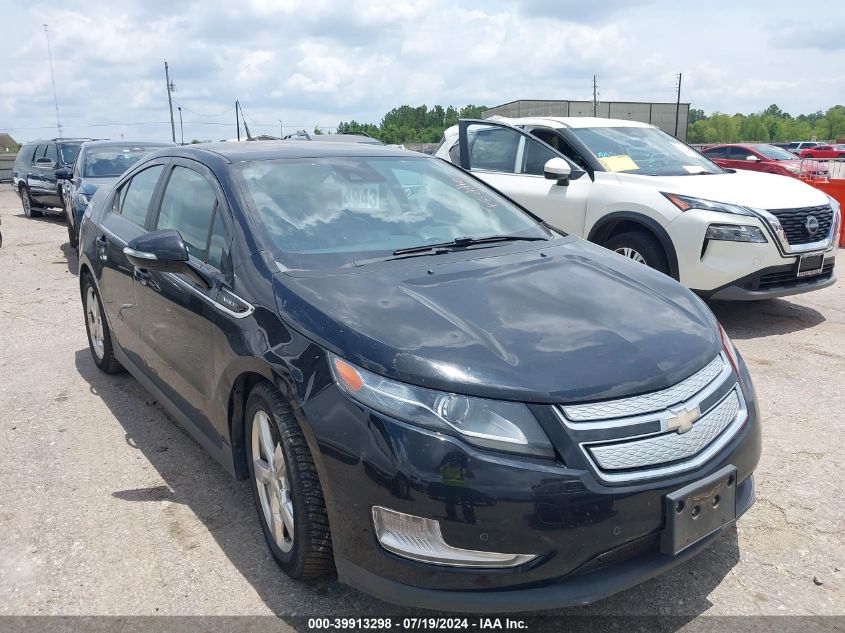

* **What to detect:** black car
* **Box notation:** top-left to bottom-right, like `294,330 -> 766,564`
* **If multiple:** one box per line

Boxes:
57,140 -> 175,249
12,138 -> 91,216
77,142 -> 761,612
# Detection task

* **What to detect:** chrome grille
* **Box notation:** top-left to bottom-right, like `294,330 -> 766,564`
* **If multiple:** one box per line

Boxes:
561,355 -> 726,422
588,389 -> 742,471
768,205 -> 833,246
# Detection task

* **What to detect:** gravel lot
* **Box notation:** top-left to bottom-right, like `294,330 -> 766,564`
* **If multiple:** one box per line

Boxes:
0,183 -> 843,628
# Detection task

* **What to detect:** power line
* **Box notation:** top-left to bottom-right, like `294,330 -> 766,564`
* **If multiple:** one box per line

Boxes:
172,101 -> 232,118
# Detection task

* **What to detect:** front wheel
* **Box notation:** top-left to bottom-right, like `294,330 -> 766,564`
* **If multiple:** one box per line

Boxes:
81,274 -> 124,373
804,154 -> 814,158
246,382 -> 333,580
604,231 -> 670,275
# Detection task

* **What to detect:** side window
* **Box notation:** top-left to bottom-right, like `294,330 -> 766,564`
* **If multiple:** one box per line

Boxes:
520,135 -> 559,176
31,145 -> 46,165
703,147 -> 726,159
155,166 -> 218,263
119,165 -> 164,227
207,210 -> 230,271
467,125 -> 520,173
44,144 -> 58,164
728,147 -> 755,160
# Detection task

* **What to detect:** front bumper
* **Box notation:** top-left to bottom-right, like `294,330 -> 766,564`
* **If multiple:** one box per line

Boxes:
707,258 -> 836,301
302,368 -> 762,611
668,208 -> 838,296
336,475 -> 754,613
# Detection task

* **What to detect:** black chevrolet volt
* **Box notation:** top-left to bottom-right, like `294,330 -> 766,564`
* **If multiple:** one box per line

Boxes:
77,142 -> 760,612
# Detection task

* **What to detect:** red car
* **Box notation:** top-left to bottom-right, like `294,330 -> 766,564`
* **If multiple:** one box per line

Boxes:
702,143 -> 829,179
799,144 -> 845,159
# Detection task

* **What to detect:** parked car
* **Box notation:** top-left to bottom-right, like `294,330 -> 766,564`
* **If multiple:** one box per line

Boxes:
799,144 -> 845,159
78,142 -> 761,612
785,141 -> 819,155
58,140 -> 175,249
12,138 -> 91,216
701,143 -> 829,179
436,118 -> 839,300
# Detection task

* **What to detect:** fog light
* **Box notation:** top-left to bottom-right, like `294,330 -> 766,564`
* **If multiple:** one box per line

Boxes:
371,506 -> 536,568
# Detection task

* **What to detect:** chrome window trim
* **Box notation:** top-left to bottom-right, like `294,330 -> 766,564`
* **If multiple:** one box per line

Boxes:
164,272 -> 255,319
558,353 -> 730,427
580,386 -> 748,484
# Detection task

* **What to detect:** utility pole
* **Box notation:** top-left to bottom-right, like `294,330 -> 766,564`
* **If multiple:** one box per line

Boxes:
164,61 -> 176,143
279,120 -> 283,138
43,25 -> 62,139
236,100 -> 241,141
674,72 -> 683,137
592,75 -> 598,117
177,106 -> 184,145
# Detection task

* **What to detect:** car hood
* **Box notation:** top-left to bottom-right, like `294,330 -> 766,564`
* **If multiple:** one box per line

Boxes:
272,238 -> 721,404
79,177 -> 117,195
617,169 -> 830,209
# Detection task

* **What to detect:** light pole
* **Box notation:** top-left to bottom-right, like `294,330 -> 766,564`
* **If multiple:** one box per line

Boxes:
279,120 -> 283,139
178,106 -> 184,145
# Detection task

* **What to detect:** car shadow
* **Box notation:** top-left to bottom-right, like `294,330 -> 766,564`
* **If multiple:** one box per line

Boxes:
60,241 -> 79,276
708,297 -> 826,340
15,209 -> 65,222
74,348 -> 740,629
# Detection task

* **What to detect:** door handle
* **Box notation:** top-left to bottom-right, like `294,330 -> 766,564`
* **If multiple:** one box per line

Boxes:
96,235 -> 108,247
133,268 -> 151,285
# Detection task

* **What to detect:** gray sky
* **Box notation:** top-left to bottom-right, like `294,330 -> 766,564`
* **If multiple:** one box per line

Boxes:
2,0 -> 843,143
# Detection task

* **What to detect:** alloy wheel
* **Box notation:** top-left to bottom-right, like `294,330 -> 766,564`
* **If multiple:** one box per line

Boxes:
85,287 -> 105,360
252,410 -> 295,553
615,247 -> 647,264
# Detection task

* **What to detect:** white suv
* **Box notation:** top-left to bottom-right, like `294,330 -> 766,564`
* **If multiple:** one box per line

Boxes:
436,117 -> 839,300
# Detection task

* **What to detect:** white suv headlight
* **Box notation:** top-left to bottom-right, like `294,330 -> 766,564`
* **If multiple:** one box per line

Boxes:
663,193 -> 756,217
705,224 -> 767,243
330,354 -> 554,457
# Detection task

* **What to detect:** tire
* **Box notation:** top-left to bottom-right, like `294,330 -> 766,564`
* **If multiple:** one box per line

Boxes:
20,186 -> 44,218
604,231 -> 670,275
246,382 -> 333,580
838,154 -> 845,159
804,154 -> 814,159
65,202 -> 78,250
81,274 -> 124,374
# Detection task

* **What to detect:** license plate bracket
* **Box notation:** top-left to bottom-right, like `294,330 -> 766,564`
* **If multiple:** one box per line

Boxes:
660,465 -> 737,555
796,252 -> 825,278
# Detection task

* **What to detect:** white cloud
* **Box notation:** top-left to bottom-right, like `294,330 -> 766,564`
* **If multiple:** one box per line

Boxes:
0,0 -> 843,143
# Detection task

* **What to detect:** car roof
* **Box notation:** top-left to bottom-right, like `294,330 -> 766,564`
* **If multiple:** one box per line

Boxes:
80,140 -> 177,149
495,116 -> 656,130
157,140 -> 422,162
22,138 -> 93,145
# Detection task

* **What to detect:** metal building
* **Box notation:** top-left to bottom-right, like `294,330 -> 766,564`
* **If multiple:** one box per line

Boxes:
483,100 -> 691,141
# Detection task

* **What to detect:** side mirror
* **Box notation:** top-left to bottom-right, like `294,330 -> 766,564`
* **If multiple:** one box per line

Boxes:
543,157 -> 572,185
124,229 -> 209,289
745,155 -> 760,162
55,167 -> 72,180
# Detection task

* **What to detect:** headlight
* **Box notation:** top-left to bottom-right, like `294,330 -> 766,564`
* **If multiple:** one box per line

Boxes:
718,324 -> 740,377
330,354 -> 554,457
784,164 -> 801,174
662,193 -> 756,217
705,224 -> 767,243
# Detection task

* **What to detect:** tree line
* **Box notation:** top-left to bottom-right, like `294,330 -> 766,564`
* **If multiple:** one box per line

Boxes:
337,104 -> 488,144
687,104 -> 845,144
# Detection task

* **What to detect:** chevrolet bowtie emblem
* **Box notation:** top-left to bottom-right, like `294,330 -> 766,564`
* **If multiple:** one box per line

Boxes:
666,405 -> 701,434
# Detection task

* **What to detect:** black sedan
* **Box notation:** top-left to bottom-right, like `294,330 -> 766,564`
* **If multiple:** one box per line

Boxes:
77,142 -> 761,612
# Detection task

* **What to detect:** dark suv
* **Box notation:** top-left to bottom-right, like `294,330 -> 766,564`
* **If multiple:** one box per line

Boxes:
12,138 -> 90,217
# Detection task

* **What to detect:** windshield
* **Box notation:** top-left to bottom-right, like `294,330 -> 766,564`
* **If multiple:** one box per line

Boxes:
58,143 -> 82,165
82,145 -> 169,178
238,156 -> 549,269
753,144 -> 797,160
570,126 -> 722,176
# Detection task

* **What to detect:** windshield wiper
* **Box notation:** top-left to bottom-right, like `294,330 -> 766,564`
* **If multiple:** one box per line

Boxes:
392,234 -> 547,256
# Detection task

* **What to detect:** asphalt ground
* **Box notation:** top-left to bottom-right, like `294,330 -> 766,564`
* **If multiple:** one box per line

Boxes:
0,184 -> 842,631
